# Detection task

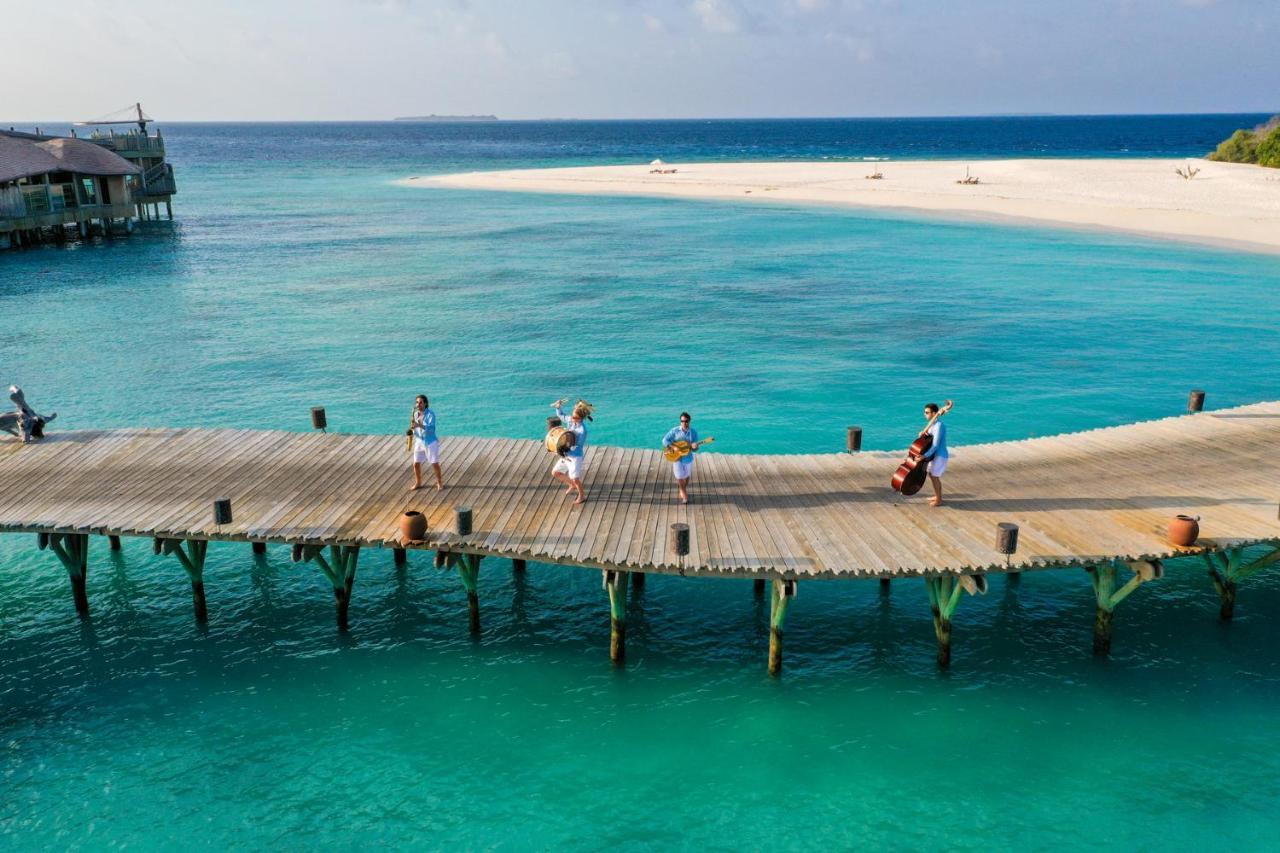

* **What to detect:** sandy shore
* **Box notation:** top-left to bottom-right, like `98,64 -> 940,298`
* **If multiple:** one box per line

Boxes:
407,159 -> 1280,254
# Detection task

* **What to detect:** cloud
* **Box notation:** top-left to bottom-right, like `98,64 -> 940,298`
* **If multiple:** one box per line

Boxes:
691,0 -> 740,34
642,13 -> 666,33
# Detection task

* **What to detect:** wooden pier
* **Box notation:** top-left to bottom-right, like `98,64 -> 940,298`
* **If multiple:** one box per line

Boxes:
2,402 -> 1278,672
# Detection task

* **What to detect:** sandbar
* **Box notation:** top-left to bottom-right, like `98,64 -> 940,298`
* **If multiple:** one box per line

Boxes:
405,159 -> 1280,254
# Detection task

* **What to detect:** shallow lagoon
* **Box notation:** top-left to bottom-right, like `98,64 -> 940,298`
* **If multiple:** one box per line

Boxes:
2,119 -> 1280,848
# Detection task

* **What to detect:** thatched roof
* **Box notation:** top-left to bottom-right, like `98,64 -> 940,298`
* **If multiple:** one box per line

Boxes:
36,138 -> 141,176
0,135 -> 61,183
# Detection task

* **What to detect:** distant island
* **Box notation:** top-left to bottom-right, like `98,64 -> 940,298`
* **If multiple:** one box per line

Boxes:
394,114 -> 498,122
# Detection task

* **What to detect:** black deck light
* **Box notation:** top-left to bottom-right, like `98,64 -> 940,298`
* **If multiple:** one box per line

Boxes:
311,406 -> 328,431
455,506 -> 473,536
846,426 -> 863,452
1188,390 -> 1205,413
996,522 -> 1019,556
214,498 -> 232,527
671,523 -> 690,558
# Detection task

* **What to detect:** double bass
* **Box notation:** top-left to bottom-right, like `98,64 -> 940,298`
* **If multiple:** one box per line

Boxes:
891,400 -> 953,496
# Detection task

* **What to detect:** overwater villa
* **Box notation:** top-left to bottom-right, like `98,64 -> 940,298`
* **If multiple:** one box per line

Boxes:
0,103 -> 176,249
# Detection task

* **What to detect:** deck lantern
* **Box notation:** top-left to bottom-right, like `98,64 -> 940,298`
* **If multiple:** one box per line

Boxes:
455,506 -> 473,536
1188,390 -> 1205,413
310,406 -> 328,431
671,523 -> 690,557
996,522 -> 1019,555
846,426 -> 863,452
214,498 -> 232,527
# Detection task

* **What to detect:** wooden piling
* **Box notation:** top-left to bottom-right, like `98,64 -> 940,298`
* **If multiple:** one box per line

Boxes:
512,558 -> 526,574
393,548 -> 407,566
455,554 -> 482,634
159,538 -> 209,623
252,541 -> 267,555
768,578 -> 795,676
43,533 -> 90,617
631,570 -> 645,592
754,578 -> 765,599
108,535 -> 121,551
879,577 -> 891,594
605,570 -> 629,664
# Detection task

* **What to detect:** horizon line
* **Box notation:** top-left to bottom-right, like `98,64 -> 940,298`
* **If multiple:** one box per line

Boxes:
3,109 -> 1276,126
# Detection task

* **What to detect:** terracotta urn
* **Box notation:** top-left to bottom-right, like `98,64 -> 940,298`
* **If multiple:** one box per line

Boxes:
1167,514 -> 1200,547
400,510 -> 427,542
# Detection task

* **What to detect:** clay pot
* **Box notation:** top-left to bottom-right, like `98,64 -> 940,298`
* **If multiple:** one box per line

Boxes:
400,510 -> 427,542
1167,514 -> 1200,547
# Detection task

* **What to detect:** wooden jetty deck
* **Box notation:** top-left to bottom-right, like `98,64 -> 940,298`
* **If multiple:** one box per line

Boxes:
2,402 -> 1278,671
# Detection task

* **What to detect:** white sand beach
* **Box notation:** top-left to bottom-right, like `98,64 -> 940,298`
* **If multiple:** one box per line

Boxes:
408,159 -> 1280,253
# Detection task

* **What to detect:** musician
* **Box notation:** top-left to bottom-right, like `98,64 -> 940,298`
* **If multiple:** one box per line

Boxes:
920,402 -> 948,506
662,412 -> 703,505
551,398 -> 591,505
410,394 -> 443,491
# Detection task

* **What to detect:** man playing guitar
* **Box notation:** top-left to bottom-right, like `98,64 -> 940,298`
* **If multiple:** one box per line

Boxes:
662,412 -> 705,505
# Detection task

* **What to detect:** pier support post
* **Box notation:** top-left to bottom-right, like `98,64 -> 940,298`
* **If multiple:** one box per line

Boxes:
630,570 -> 645,593
1203,546 -> 1280,621
293,544 -> 361,631
604,570 -> 630,664
753,578 -> 766,599
108,535 -> 122,551
252,541 -> 267,555
512,558 -> 526,575
157,538 -> 210,622
924,573 -> 988,669
768,578 -> 796,676
880,577 -> 891,595
393,548 -> 407,567
454,554 -> 482,634
43,533 -> 90,617
1086,559 -> 1162,656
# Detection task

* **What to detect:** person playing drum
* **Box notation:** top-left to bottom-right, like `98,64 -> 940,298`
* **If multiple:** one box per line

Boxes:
410,394 -> 443,491
662,412 -> 704,505
550,398 -> 591,505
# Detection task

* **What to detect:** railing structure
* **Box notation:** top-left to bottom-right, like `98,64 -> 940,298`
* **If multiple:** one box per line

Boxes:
140,163 -> 176,196
91,130 -> 165,155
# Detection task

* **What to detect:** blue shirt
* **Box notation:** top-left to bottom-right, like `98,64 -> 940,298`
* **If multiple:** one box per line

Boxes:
556,407 -> 587,458
922,421 -> 948,460
412,408 -> 437,445
662,425 -> 699,463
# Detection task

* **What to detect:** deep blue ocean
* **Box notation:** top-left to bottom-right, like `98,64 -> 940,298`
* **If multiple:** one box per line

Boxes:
2,114 -> 1280,849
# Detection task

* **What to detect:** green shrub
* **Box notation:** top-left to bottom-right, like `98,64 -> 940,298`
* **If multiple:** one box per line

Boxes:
1208,129 -> 1260,163
1256,126 -> 1280,168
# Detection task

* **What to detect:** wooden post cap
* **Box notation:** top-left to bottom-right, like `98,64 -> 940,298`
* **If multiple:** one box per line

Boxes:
456,506 -> 473,536
846,426 -> 863,452
213,498 -> 232,526
1188,390 -> 1205,413
671,523 -> 690,557
996,522 -> 1019,555
310,406 -> 328,430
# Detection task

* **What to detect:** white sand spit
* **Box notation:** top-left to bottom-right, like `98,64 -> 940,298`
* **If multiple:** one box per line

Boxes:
405,159 -> 1280,254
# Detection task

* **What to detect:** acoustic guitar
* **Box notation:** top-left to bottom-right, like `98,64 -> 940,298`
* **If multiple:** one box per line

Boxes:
664,436 -> 715,462
890,400 -> 953,496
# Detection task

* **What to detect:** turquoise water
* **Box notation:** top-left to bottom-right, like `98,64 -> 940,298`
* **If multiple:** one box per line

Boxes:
3,119 -> 1280,848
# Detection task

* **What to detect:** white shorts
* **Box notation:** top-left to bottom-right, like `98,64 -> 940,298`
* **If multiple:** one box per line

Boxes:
927,455 -> 947,477
672,459 -> 693,480
553,455 -> 586,480
412,440 -> 440,465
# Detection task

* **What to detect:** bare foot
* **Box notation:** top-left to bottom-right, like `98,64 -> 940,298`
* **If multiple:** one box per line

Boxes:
436,483 -> 444,491
411,484 -> 422,491
574,496 -> 586,505
928,498 -> 943,507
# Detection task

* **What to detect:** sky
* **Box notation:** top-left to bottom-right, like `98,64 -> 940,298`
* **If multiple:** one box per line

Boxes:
4,0 -> 1276,121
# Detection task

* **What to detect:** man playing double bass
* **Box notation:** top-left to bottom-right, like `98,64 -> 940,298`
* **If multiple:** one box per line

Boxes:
920,402 -> 949,506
